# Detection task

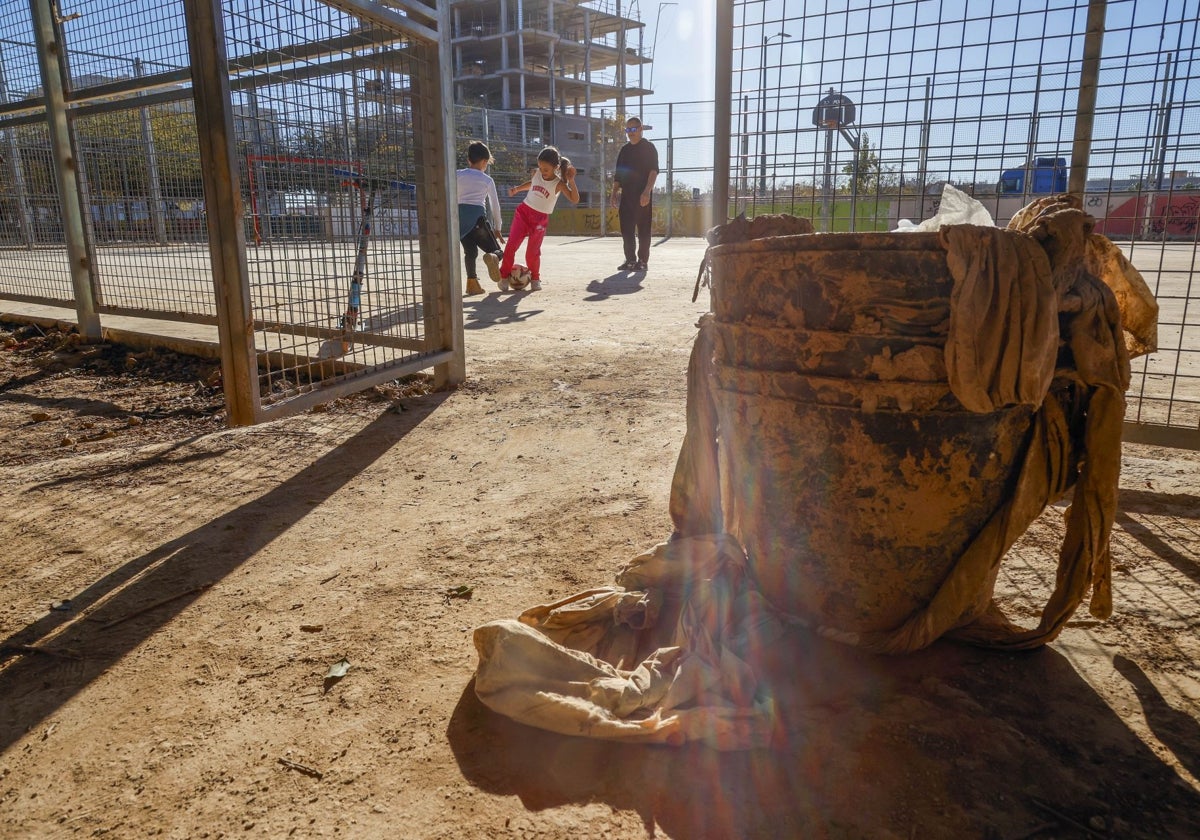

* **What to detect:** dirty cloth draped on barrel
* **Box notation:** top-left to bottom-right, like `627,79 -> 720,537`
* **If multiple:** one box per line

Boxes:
472,200 -> 1158,750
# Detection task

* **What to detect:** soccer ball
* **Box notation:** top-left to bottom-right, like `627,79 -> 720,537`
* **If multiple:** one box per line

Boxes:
508,264 -> 532,290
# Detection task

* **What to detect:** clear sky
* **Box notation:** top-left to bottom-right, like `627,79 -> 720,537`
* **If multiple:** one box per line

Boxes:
644,0 -> 717,106
640,0 -> 1197,187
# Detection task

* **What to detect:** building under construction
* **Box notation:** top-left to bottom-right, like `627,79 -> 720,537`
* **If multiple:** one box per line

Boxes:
447,0 -> 654,205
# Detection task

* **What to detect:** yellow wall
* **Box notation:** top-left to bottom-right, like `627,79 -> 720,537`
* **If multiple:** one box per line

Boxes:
547,203 -> 712,237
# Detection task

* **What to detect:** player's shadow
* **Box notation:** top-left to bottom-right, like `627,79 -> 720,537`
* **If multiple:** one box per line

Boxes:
0,395 -> 448,755
312,305 -> 428,359
448,629 -> 1200,839
463,292 -> 543,329
1113,501 -> 1200,588
584,272 -> 646,300
1113,654 -> 1200,782
363,303 -> 424,333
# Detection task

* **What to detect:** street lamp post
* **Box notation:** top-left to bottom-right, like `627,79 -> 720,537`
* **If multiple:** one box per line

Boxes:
648,2 -> 677,94
758,32 -> 790,197
642,2 -> 677,115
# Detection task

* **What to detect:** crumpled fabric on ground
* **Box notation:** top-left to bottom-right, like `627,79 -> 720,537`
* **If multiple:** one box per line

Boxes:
472,534 -> 784,750
472,200 -> 1154,746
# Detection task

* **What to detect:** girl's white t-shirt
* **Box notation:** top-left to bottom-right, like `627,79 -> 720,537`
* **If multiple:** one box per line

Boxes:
522,170 -> 562,215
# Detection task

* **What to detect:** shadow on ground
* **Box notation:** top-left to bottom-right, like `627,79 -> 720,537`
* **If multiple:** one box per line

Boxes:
448,627 -> 1200,839
585,272 -> 647,300
0,394 -> 448,754
463,292 -> 544,329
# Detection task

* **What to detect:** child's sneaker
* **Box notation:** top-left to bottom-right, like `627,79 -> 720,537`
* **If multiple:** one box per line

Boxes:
482,251 -> 502,283
497,275 -> 510,292
529,278 -> 542,291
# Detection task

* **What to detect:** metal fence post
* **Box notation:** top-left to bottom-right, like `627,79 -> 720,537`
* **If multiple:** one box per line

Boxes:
182,0 -> 259,426
1023,66 -> 1044,206
666,103 -> 673,238
713,0 -> 733,227
29,0 -> 101,341
600,107 -> 607,237
134,58 -> 168,244
1068,0 -> 1107,196
247,88 -> 270,243
413,3 -> 464,386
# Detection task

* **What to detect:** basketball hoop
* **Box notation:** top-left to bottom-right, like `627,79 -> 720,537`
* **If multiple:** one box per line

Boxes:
812,89 -> 856,130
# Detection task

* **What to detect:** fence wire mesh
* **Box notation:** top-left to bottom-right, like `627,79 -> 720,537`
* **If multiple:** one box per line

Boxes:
222,0 -> 433,408
729,0 -> 1199,446
58,0 -> 192,88
3,1 -> 1196,440
1,6 -> 69,303
0,0 -> 453,421
0,5 -> 39,100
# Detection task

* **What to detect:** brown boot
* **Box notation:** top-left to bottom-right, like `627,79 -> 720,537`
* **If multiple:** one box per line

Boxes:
466,276 -> 485,295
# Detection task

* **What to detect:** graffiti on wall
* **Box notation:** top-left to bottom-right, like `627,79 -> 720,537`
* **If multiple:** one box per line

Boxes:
1093,191 -> 1200,238
549,204 -> 711,237
1151,195 -> 1200,236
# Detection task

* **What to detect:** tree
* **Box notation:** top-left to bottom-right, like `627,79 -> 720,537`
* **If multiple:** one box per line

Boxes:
840,134 -> 890,195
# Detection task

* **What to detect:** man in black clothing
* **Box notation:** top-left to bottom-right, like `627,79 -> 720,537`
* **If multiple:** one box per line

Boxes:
609,116 -> 659,272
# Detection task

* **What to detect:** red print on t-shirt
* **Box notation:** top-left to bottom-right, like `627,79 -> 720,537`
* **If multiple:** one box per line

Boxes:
533,185 -> 551,198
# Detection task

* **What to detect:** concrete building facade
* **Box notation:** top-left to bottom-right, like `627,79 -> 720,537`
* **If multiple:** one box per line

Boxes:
449,0 -> 654,207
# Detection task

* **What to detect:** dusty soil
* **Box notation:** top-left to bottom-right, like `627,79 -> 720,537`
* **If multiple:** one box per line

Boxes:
1,236 -> 1199,839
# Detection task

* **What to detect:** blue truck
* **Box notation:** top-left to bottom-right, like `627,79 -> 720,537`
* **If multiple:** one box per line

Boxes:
999,157 -> 1068,194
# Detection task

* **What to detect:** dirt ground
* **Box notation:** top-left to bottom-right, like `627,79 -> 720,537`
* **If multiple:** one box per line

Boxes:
1,236 -> 1199,839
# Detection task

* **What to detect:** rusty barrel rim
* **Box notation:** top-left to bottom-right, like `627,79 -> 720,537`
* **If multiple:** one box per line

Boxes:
707,230 -> 945,258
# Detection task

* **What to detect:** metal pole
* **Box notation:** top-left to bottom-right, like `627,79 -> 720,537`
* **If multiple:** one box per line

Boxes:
1162,42 -> 1184,187
822,127 -> 833,232
135,58 -> 168,244
0,41 -> 36,249
182,0 -> 259,425
713,0 -> 733,226
29,0 -> 100,340
916,77 -> 931,198
849,137 -> 858,233
548,37 -> 557,116
1023,65 -> 1043,205
772,34 -> 786,200
1152,52 -> 1175,191
758,41 -> 766,196
637,20 -> 644,116
600,107 -> 607,237
340,89 -> 352,161
1067,0 -> 1107,196
247,88 -> 269,242
339,89 -> 352,240
350,70 -> 361,236
740,95 -> 748,195
758,33 -> 789,198
647,2 -> 677,96
616,0 -> 625,117
666,102 -> 673,237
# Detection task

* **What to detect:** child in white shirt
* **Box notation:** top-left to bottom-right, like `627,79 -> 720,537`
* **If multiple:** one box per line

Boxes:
456,141 -> 505,295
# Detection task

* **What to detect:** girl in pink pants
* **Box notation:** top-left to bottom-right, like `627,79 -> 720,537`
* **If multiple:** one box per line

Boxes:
499,146 -> 579,291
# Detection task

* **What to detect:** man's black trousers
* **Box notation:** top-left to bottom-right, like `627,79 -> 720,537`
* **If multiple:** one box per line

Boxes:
618,199 -> 652,264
